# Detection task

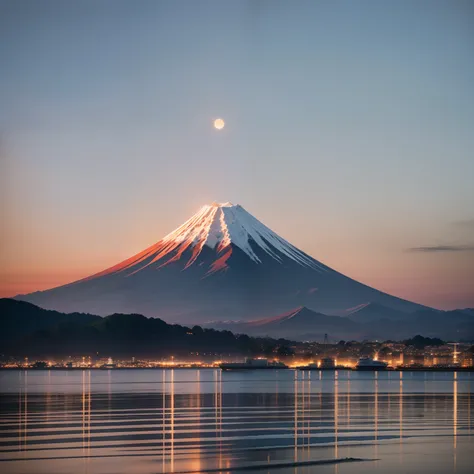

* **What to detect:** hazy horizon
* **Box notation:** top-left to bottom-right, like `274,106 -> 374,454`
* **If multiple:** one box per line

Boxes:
1,1 -> 473,309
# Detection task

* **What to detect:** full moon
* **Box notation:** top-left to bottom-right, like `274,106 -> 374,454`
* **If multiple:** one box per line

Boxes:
213,118 -> 225,130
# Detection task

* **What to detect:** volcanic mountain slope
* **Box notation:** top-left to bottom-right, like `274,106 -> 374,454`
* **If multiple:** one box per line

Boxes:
211,306 -> 360,340
344,302 -> 410,323
212,305 -> 474,341
17,202 -> 428,323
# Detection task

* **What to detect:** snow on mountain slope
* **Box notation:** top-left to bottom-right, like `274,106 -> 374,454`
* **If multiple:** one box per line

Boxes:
17,202 -> 429,323
73,202 -> 326,282
149,202 -> 326,270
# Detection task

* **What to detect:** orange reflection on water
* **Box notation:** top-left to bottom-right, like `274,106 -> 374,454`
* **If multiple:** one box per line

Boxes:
213,369 -> 223,471
162,370 -> 166,473
170,369 -> 175,473
374,372 -> 379,466
399,371 -> 404,466
24,371 -> 28,451
453,372 -> 458,471
3,367 -> 472,474
346,372 -> 351,461
334,371 -> 339,473
347,372 -> 351,429
82,369 -> 91,467
306,371 -> 311,456
194,369 -> 201,472
399,372 -> 403,441
18,371 -> 28,453
294,370 -> 298,463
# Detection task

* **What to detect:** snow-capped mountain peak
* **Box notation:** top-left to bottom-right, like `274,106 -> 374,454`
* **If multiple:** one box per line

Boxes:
18,200 -> 428,322
160,202 -> 326,270
209,201 -> 235,208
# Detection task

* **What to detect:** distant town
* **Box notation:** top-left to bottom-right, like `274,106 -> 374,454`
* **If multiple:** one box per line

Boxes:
2,335 -> 473,371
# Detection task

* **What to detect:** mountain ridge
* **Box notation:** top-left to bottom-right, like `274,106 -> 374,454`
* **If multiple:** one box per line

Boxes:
17,202 -> 429,322
3,298 -> 473,344
209,304 -> 474,341
0,298 -> 293,358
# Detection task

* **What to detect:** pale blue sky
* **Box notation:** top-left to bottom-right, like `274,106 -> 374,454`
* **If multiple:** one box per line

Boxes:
1,0 -> 473,308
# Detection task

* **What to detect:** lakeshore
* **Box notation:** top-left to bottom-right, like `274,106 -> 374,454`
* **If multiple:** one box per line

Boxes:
1,365 -> 473,372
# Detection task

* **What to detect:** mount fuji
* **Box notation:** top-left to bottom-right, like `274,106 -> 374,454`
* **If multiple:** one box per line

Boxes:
17,202 -> 427,323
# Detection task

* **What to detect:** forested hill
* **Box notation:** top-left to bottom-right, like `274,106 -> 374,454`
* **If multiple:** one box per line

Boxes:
0,299 -> 292,358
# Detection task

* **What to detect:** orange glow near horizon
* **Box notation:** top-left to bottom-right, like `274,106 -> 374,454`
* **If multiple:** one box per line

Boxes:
2,264 -> 472,310
0,272 -> 88,297
1,203 -> 473,309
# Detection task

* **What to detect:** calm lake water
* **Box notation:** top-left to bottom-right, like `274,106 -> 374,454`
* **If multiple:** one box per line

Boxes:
0,369 -> 472,473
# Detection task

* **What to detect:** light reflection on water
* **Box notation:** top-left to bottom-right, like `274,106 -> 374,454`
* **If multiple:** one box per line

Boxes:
0,369 -> 473,473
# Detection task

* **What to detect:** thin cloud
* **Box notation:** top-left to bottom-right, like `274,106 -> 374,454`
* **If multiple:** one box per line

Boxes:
454,219 -> 474,230
409,244 -> 474,253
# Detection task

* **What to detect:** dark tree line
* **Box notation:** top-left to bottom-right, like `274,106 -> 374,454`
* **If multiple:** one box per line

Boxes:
403,335 -> 444,349
0,299 -> 294,358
